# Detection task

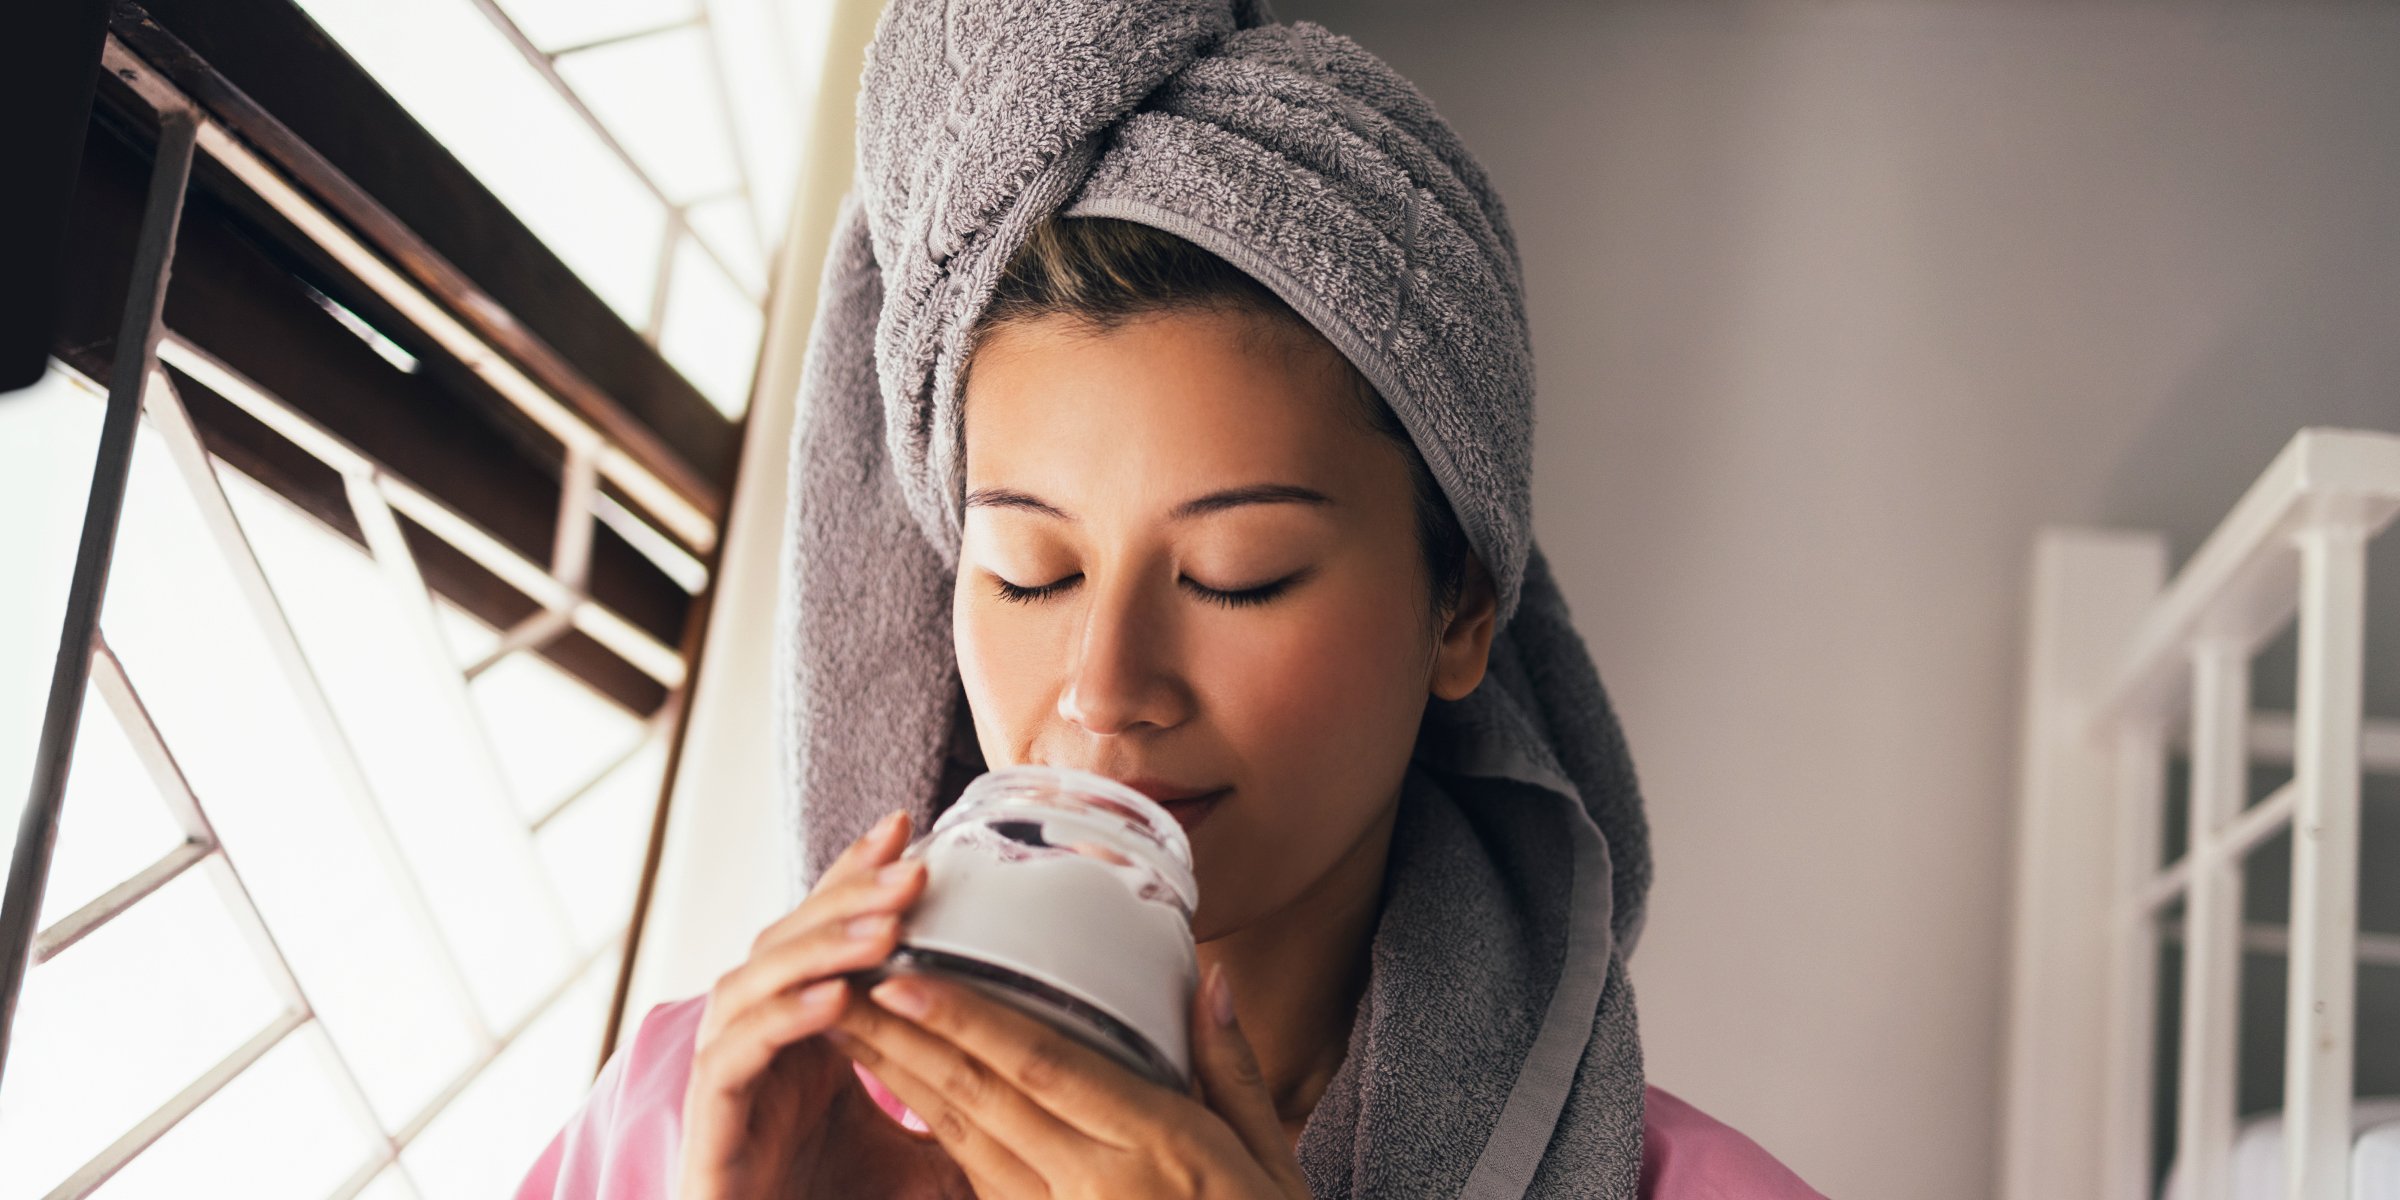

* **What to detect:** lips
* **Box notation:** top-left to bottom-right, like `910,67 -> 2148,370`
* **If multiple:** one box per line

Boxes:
1112,777 -> 1230,833
1156,790 -> 1227,833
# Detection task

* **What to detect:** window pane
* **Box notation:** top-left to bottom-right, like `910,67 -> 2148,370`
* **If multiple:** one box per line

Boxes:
659,236 -> 765,417
535,738 -> 669,949
91,1022 -> 375,1200
400,950 -> 619,1198
685,193 -> 767,300
38,680 -> 190,928
501,0 -> 693,53
293,0 -> 669,324
433,595 -> 504,669
99,416 -> 479,1128
353,1165 -> 425,1200
0,367 -> 103,875
708,0 -> 816,250
0,868 -> 284,1197
469,651 -> 647,823
556,25 -> 742,206
218,465 -> 574,1031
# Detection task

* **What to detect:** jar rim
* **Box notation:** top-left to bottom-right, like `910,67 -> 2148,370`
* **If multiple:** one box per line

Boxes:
938,764 -> 1198,905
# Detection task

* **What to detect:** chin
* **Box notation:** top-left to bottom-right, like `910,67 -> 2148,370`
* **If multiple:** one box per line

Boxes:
1186,853 -> 1249,942
1186,856 -> 1290,944
1191,904 -> 1251,944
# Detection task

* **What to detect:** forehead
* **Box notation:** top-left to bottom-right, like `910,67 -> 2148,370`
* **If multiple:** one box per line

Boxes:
961,309 -> 1372,495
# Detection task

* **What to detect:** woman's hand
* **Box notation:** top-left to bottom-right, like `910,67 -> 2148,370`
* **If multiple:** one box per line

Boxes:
678,810 -> 971,1199
821,960 -> 1315,1199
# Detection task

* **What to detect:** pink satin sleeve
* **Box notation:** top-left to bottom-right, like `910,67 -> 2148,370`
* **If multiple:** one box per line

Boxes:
513,994 -> 707,1200
515,992 -> 1819,1198
1639,1084 -> 1827,1199
512,993 -> 924,1199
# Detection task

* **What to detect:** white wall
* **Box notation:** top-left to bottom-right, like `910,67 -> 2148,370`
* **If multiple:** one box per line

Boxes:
1274,1 -> 2400,1196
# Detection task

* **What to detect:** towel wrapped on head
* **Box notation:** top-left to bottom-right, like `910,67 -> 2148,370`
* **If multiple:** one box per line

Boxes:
776,1 -> 1653,1194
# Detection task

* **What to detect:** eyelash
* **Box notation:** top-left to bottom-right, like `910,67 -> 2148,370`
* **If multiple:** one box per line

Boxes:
989,573 -> 1297,609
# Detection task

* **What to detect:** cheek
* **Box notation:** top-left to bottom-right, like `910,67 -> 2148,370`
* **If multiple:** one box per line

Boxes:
1205,604 -> 1421,747
953,586 -> 1066,751
1182,581 -> 1424,936
1195,578 -> 1428,810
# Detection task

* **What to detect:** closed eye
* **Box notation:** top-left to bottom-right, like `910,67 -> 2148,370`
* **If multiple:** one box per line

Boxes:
987,571 -> 1305,608
1182,575 -> 1298,609
991,573 -> 1079,604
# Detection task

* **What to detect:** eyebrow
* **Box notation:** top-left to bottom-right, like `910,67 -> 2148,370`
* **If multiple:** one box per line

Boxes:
964,483 -> 1334,522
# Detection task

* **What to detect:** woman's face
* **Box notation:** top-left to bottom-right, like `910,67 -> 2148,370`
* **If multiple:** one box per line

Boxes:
954,306 -> 1493,941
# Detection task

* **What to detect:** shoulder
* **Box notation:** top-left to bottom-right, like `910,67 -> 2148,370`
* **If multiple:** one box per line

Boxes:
1640,1085 -> 1826,1200
513,993 -> 710,1200
614,992 -> 712,1114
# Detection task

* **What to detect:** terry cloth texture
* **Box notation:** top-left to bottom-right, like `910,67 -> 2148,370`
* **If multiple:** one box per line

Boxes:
774,1 -> 1654,1195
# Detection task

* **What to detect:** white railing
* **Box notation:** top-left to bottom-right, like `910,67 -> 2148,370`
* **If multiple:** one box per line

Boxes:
2000,427 -> 2400,1200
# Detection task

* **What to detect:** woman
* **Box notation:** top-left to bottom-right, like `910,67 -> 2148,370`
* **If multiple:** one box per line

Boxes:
521,2 -> 1822,1197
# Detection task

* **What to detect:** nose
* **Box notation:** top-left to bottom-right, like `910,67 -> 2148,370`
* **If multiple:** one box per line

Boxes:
1056,571 -> 1191,736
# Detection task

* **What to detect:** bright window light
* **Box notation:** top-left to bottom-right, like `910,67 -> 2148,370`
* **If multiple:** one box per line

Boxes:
500,0 -> 695,54
96,416 -> 485,1129
660,234 -> 766,417
0,367 -> 103,849
293,0 -> 670,325
218,466 -> 576,1032
469,652 -> 648,825
709,0 -> 818,252
291,0 -> 833,414
555,25 -> 743,206
3,375 -> 682,1193
0,868 -> 284,1195
535,738 -> 669,949
38,680 -> 187,926
398,950 -> 619,1197
91,1022 -> 377,1199
432,595 -> 504,669
683,191 -> 768,300
8,0 -> 843,1187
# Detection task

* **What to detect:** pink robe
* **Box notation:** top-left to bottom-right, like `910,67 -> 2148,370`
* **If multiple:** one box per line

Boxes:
515,994 -> 1824,1199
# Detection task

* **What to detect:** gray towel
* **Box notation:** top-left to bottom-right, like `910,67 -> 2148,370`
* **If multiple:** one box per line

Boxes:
775,1 -> 1653,1195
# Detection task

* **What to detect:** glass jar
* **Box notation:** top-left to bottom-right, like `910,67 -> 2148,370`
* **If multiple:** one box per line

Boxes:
865,765 -> 1201,1088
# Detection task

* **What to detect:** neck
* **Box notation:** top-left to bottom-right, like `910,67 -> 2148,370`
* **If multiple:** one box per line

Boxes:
1196,788 -> 1400,1142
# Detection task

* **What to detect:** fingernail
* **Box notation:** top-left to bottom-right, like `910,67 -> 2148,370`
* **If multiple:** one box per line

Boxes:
872,978 -> 929,1019
845,913 -> 893,940
874,810 -> 906,838
876,861 -> 919,887
1209,964 -> 1236,1028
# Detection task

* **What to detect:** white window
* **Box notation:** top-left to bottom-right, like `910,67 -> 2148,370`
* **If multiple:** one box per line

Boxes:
0,2 -> 829,1193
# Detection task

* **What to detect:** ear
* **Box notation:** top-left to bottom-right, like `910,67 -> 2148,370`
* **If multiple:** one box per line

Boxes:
1429,554 -> 1498,701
